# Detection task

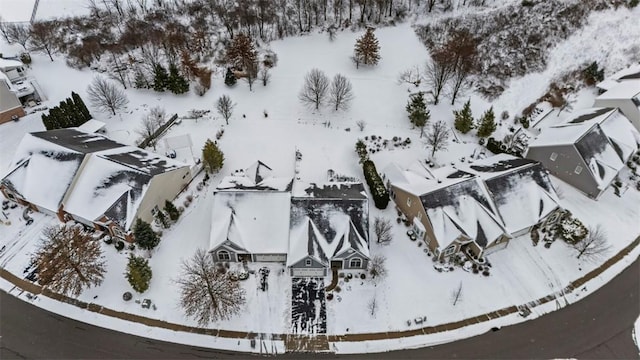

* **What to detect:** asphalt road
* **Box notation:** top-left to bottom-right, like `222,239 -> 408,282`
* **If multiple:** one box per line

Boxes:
1,258 -> 638,359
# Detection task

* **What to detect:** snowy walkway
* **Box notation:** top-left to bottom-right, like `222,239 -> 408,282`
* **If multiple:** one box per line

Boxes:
291,277 -> 327,335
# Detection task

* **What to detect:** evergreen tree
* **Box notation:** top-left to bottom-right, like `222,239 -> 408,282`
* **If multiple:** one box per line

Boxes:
65,98 -> 84,126
164,200 -> 180,221
453,99 -> 474,134
72,92 -> 92,123
224,68 -> 237,87
42,113 -> 53,130
152,64 -> 169,92
406,92 -> 430,138
133,219 -> 160,251
167,63 -> 190,94
202,139 -> 224,174
354,27 -> 381,67
125,255 -> 152,293
477,107 -> 497,138
58,100 -> 73,128
134,69 -> 149,89
47,107 -> 62,129
355,139 -> 368,164
156,210 -> 169,229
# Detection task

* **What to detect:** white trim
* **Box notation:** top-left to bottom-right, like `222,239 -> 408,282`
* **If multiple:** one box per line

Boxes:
549,152 -> 558,161
407,197 -> 412,207
574,165 -> 583,174
349,257 -> 362,268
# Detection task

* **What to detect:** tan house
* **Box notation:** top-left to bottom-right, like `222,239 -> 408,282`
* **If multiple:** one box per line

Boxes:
383,155 -> 561,261
1,128 -> 192,241
0,71 -> 26,123
0,57 -> 44,124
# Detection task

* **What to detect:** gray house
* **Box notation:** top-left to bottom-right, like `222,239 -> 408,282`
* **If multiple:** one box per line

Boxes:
525,108 -> 639,199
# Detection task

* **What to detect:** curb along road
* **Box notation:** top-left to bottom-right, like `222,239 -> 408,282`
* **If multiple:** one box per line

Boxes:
1,236 -> 638,348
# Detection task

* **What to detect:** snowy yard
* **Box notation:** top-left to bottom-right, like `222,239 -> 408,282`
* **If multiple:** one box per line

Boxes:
1,2 -> 640,354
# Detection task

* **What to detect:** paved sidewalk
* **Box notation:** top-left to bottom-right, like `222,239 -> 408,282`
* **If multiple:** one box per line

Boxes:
1,235 -> 638,351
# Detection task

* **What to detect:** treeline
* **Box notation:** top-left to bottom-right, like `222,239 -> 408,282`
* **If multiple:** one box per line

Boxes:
41,92 -> 92,130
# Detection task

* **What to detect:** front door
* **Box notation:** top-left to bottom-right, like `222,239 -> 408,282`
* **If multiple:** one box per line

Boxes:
237,254 -> 251,262
331,260 -> 342,269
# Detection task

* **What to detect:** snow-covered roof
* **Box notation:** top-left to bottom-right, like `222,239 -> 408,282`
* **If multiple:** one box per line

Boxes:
77,119 -> 106,133
0,58 -> 24,71
288,195 -> 369,266
209,191 -> 292,254
599,110 -> 640,162
292,181 -> 367,199
595,79 -> 640,101
30,128 -> 124,154
461,154 -> 560,234
216,160 -> 292,192
1,133 -> 86,212
574,126 -> 624,191
596,64 -> 640,91
527,122 -> 593,148
420,176 -> 506,249
383,161 -> 475,197
62,146 -> 187,230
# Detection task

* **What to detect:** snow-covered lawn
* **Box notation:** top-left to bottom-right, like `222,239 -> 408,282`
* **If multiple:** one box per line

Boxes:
1,5 -> 640,354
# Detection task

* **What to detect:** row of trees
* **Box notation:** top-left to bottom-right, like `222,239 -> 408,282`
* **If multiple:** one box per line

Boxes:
453,100 -> 496,138
41,92 -> 93,130
299,69 -> 354,111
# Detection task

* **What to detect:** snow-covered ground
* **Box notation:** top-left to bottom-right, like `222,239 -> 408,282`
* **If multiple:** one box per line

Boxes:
634,316 -> 640,355
1,3 -> 640,354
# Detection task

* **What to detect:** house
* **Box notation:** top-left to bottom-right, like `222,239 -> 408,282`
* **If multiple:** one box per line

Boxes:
384,155 -> 561,260
459,154 -> 562,238
596,63 -> 640,92
0,57 -> 44,124
288,181 -> 369,277
525,108 -> 639,199
209,161 -> 293,263
1,128 -> 192,241
593,79 -> 640,131
208,161 -> 370,277
384,162 -> 509,261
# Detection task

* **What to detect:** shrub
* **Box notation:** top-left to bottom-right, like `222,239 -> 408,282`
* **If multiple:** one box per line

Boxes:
126,255 -> 152,293
521,0 -> 535,6
360,273 -> 366,280
583,61 -> 605,86
362,160 -> 390,209
115,241 -> 125,251
630,0 -> 639,8
335,285 -> 342,292
326,293 -> 334,300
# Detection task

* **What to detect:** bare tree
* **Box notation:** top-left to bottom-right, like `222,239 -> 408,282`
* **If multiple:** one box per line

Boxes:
356,120 -> 366,131
446,30 -> 478,105
216,95 -> 236,125
450,281 -> 463,306
34,224 -> 106,297
2,23 -> 31,50
87,76 -> 129,115
299,68 -> 330,110
574,225 -> 610,261
374,216 -> 392,244
29,21 -> 60,61
259,67 -> 271,86
136,106 -> 165,139
330,73 -> 354,111
425,48 -> 455,105
176,249 -> 246,326
244,60 -> 258,91
368,255 -> 387,281
397,66 -> 422,87
425,120 -> 451,158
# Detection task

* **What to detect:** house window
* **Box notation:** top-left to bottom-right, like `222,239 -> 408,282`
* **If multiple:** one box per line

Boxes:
443,245 -> 456,257
389,188 -> 395,199
5,192 -> 16,200
549,152 -> 558,161
417,212 -> 422,220
305,259 -> 312,267
349,258 -> 362,268
218,250 -> 231,261
574,165 -> 583,174
151,205 -> 159,216
407,198 -> 412,207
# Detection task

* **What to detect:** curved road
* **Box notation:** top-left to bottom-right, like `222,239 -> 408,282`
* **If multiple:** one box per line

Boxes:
1,259 -> 638,359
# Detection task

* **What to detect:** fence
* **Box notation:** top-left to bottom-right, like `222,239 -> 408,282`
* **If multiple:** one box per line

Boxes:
138,114 -> 179,149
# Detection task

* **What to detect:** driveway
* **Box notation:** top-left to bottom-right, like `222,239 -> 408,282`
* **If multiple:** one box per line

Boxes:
291,277 -> 326,335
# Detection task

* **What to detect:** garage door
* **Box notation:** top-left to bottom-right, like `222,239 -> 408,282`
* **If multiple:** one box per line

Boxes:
254,254 -> 287,262
290,267 -> 326,277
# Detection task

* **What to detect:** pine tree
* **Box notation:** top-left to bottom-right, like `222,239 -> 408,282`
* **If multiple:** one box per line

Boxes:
406,92 -> 430,138
65,98 -> 83,127
164,200 -> 180,221
72,91 -> 92,123
152,64 -> 169,92
355,139 -> 368,164
156,210 -> 169,229
477,107 -> 497,138
47,107 -> 62,129
42,113 -> 53,130
202,139 -> 224,174
354,27 -> 381,67
224,68 -> 237,87
134,69 -> 149,89
125,255 -> 152,293
167,63 -> 190,94
58,100 -> 72,128
133,219 -> 160,251
454,99 -> 474,134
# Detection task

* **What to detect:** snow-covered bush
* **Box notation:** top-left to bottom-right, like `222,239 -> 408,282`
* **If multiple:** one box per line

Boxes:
362,160 -> 389,209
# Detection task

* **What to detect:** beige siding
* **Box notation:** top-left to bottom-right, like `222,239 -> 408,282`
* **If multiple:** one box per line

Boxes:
390,184 -> 440,253
0,82 -> 25,124
133,167 -> 192,226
